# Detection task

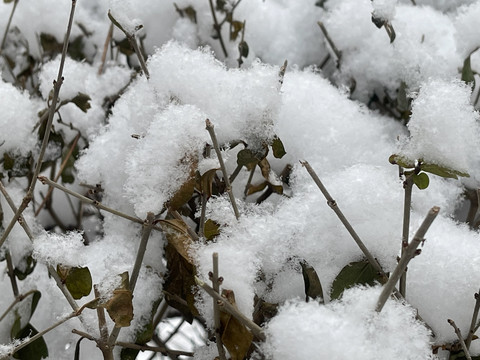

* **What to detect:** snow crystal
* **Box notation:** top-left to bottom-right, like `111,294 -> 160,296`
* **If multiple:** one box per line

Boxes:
124,104 -> 208,217
399,78 -> 480,176
263,286 -> 433,360
408,215 -> 480,343
454,2 -> 480,59
33,231 -> 87,267
0,78 -> 38,156
372,0 -> 397,21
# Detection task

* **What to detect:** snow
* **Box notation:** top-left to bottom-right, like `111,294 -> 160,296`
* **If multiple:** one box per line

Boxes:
2,0 -> 480,358
263,286 -> 434,360
399,78 -> 480,176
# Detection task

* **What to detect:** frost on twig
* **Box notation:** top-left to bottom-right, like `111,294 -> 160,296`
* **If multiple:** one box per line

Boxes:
448,319 -> 472,360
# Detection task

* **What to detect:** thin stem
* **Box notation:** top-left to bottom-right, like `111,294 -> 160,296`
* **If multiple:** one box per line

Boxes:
300,161 -> 384,279
130,212 -> 155,292
277,59 -> 288,91
47,265 -> 80,312
400,175 -> 413,297
208,0 -> 228,58
199,193 -> 207,238
94,286 -> 111,358
5,250 -> 19,297
448,319 -> 472,360
115,341 -> 194,357
317,22 -> 342,66
170,210 -> 200,242
465,290 -> 480,349
195,276 -> 265,341
0,0 -> 19,52
376,206 -> 439,312
108,11 -> 149,79
37,176 -> 144,225
0,0 -> 77,249
0,290 -> 37,323
212,253 -> 227,360
127,34 -> 149,79
35,132 -> 81,216
107,213 -> 155,348
206,119 -> 240,219
5,312 -> 77,358
0,180 -> 34,241
98,23 -> 114,75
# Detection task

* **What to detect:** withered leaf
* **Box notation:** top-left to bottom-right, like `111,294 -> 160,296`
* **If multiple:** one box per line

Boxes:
159,219 -> 194,263
299,259 -> 324,303
199,168 -> 219,199
167,155 -> 198,211
104,289 -> 134,327
101,272 -> 133,328
220,290 -> 253,360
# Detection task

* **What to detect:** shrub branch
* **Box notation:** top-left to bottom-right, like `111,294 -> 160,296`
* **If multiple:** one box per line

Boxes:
448,319 -> 472,360
376,206 -> 439,312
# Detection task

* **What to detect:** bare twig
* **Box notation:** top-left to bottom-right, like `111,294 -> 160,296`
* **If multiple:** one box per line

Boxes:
108,11 -> 150,79
98,23 -> 114,75
5,251 -> 19,297
243,164 -> 256,199
277,59 -> 288,90
208,0 -> 228,58
0,0 -> 77,249
115,341 -> 194,357
400,174 -> 413,297
466,290 -> 480,349
317,22 -> 342,66
199,193 -> 207,238
376,206 -> 439,312
0,0 -> 19,52
206,119 -> 240,219
0,290 -> 37,323
211,253 -> 227,360
195,276 -> 265,341
300,161 -> 384,279
35,132 -> 81,216
130,212 -> 155,292
37,176 -> 143,225
0,180 -> 82,314
94,286 -> 113,360
448,319 -> 472,360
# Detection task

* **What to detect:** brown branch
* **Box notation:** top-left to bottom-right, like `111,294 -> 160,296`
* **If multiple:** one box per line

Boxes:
35,132 -> 81,216
98,23 -> 114,75
206,119 -> 240,219
211,253 -> 227,360
195,276 -> 265,341
208,0 -> 228,58
448,319 -> 472,360
466,290 -> 480,349
0,0 -> 78,249
376,206 -> 439,312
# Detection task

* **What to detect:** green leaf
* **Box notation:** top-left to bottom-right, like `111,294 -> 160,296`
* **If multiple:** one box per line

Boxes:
71,92 -> 91,113
68,36 -> 86,62
39,33 -> 62,55
299,260 -> 324,303
462,56 -> 475,86
10,315 -> 21,339
330,259 -> 384,300
14,255 -> 37,280
4,0 -> 15,3
120,348 -> 140,360
238,41 -> 249,58
420,162 -> 469,179
13,323 -> 49,360
388,154 -> 415,168
237,149 -> 258,169
30,291 -> 41,320
412,172 -> 429,190
271,136 -> 286,159
57,265 -> 92,300
115,38 -> 134,56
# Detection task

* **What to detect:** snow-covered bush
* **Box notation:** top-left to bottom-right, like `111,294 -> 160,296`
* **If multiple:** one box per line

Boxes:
1,1 -> 480,359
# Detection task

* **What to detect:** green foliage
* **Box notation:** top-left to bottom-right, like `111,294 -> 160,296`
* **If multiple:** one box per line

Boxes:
14,255 -> 37,280
461,56 -> 475,86
330,259 -> 384,300
12,324 -> 49,360
412,172 -> 429,190
57,265 -> 92,300
299,259 -> 324,303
